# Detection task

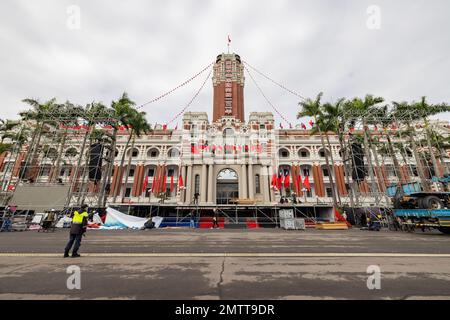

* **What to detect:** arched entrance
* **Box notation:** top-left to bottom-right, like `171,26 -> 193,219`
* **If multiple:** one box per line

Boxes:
216,169 -> 239,204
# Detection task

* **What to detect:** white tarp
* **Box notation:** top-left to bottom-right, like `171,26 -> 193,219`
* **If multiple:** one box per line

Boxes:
152,216 -> 163,229
56,216 -> 72,228
92,213 -> 103,225
104,207 -> 147,229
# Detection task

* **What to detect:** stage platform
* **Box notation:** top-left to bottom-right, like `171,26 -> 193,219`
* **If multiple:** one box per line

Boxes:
108,203 -> 336,228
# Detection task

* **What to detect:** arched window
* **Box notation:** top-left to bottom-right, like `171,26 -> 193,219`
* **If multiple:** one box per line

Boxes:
278,148 -> 290,158
127,148 -> 139,158
147,148 -> 160,158
319,148 -> 330,158
168,148 -> 180,158
65,148 -> 78,158
298,148 -> 310,158
223,128 -> 234,138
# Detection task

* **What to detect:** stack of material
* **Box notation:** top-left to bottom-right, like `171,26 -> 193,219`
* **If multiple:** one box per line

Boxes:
279,209 -> 294,230
11,216 -> 28,231
294,218 -> 306,230
315,222 -> 349,230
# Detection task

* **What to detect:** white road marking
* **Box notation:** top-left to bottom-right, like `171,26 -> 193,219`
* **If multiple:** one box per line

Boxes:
1,253 -> 450,258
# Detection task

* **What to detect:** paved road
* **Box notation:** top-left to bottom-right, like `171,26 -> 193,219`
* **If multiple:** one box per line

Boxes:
1,228 -> 450,300
1,228 -> 450,254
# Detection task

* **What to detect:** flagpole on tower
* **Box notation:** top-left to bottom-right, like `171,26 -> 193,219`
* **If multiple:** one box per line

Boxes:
227,35 -> 231,54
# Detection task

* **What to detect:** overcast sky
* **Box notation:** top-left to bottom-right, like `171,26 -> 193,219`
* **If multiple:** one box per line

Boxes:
0,0 -> 449,126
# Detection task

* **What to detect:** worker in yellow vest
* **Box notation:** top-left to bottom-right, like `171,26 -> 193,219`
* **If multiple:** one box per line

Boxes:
64,204 -> 89,258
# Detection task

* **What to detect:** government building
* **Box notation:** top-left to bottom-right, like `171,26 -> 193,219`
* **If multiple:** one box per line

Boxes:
2,52 -> 449,223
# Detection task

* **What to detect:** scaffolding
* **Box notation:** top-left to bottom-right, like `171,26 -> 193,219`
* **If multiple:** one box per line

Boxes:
0,106 -> 120,210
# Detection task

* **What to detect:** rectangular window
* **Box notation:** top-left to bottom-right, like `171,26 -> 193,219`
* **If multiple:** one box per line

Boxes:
125,188 -> 132,198
168,169 -> 175,177
326,187 -> 333,197
255,175 -> 261,194
303,169 -> 310,177
323,168 -> 329,177
148,168 -> 155,176
195,175 -> 200,195
129,169 -> 135,177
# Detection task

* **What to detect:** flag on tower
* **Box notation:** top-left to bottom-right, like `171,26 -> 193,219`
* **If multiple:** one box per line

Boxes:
228,35 -> 231,43
309,120 -> 314,128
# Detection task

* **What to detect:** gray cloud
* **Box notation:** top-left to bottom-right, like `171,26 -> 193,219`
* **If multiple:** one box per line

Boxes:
0,0 -> 449,125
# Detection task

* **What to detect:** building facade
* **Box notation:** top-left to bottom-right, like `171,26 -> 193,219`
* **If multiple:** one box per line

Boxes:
1,52 -> 450,209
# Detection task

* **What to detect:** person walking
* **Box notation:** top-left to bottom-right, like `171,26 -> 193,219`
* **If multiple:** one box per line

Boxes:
212,209 -> 219,229
189,212 -> 196,229
64,204 -> 89,258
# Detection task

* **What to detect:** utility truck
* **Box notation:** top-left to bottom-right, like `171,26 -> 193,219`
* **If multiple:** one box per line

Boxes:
389,177 -> 450,234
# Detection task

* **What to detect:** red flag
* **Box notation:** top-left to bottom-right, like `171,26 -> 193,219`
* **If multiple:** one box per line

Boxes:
303,176 -> 311,191
309,120 -> 314,127
271,174 -> 278,190
284,174 -> 290,189
178,174 -> 184,190
279,123 -> 284,129
301,123 -> 307,130
277,174 -> 283,190
163,124 -> 167,130
297,174 -> 302,193
170,175 -> 174,193
142,176 -> 149,194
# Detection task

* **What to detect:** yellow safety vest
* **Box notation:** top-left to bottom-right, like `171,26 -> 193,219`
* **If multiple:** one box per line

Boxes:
72,211 -> 88,224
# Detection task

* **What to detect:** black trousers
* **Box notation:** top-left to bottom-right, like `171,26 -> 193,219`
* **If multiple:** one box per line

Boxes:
64,233 -> 83,254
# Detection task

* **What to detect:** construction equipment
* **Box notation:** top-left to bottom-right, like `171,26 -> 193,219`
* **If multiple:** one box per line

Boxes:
390,180 -> 450,234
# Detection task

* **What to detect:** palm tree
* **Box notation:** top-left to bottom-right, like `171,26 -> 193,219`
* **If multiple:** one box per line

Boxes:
66,102 -> 109,206
371,105 -> 405,191
120,110 -> 151,203
411,97 -> 450,178
392,101 -> 430,191
346,95 -> 384,202
19,98 -> 58,182
0,125 -> 30,191
430,133 -> 450,175
298,92 -> 338,208
109,93 -> 137,204
50,101 -> 83,183
322,98 -> 358,207
0,120 -> 20,143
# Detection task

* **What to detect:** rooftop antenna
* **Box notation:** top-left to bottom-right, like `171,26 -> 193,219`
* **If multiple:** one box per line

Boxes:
227,35 -> 231,54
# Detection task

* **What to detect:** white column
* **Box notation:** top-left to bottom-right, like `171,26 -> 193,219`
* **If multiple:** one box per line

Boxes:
186,165 -> 193,204
201,164 -> 207,204
241,164 -> 248,199
262,166 -> 270,203
180,165 -> 186,203
248,164 -> 254,199
268,165 -> 275,202
207,164 -> 214,204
